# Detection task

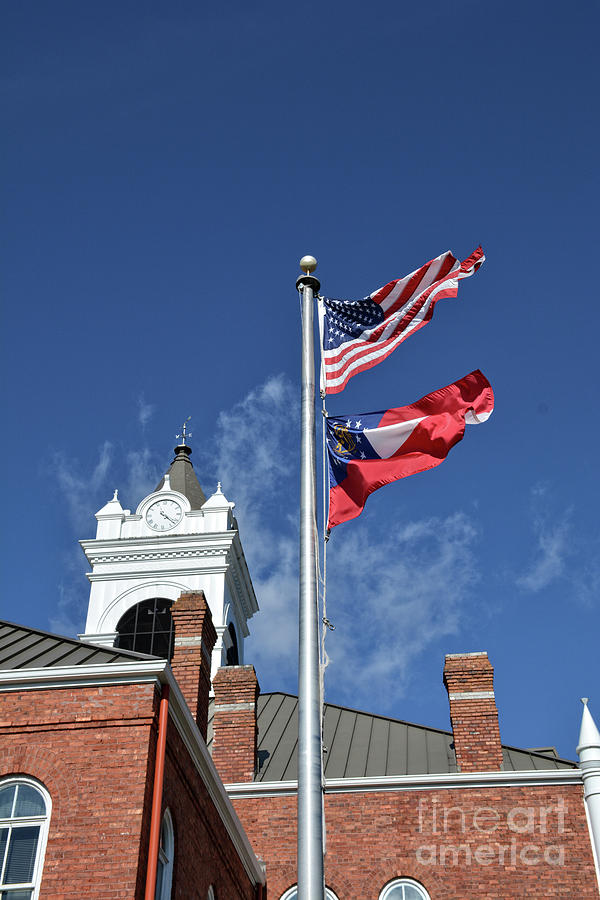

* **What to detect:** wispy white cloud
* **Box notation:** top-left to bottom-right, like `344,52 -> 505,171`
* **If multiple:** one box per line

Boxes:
137,394 -> 155,430
205,375 -> 300,680
50,547 -> 91,638
125,448 -> 160,508
517,483 -> 572,593
324,511 -> 479,709
52,440 -> 114,532
48,427 -> 162,636
517,484 -> 600,607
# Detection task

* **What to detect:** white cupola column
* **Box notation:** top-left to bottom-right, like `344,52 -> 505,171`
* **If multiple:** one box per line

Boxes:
577,698 -> 600,880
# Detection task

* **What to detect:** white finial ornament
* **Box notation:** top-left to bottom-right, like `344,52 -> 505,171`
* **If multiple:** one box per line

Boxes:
300,255 -> 318,274
112,489 -> 119,501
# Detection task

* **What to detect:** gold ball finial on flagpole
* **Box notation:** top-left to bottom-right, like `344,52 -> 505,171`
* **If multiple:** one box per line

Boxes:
299,255 -> 318,275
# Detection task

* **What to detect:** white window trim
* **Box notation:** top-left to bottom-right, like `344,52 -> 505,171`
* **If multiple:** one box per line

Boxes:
379,877 -> 431,900
156,807 -> 174,900
279,887 -> 339,900
207,886 -> 216,900
0,776 -> 52,900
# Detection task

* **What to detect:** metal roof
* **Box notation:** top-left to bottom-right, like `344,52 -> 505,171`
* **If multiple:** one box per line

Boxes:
0,619 -> 151,670
0,621 -> 578,778
208,692 -> 577,780
155,444 -> 206,509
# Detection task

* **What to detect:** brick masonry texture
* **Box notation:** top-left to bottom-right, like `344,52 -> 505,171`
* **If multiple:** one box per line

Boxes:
233,783 -> 598,899
212,665 -> 260,784
0,681 -> 257,900
170,590 -> 217,741
443,652 -> 504,772
0,683 -> 157,900
160,717 -> 257,900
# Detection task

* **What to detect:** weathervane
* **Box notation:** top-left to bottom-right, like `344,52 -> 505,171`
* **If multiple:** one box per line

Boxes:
176,416 -> 192,446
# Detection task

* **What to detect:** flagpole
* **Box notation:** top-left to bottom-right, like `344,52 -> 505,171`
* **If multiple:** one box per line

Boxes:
296,255 -> 325,900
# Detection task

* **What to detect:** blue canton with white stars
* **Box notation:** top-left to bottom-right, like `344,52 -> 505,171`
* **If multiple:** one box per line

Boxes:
326,411 -> 383,487
323,295 -> 385,350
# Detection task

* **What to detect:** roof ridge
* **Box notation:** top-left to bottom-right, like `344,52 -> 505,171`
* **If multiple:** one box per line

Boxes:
260,691 -> 454,738
501,742 -> 576,767
258,692 -> 577,766
0,618 -> 152,662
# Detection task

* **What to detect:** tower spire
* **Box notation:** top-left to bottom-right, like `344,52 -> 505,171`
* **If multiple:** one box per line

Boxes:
153,418 -> 206,508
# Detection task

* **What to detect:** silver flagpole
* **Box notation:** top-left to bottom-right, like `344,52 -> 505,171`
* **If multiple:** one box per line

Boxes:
296,255 -> 325,900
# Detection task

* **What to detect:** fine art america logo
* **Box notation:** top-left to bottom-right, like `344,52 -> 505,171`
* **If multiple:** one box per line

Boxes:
416,798 -> 567,867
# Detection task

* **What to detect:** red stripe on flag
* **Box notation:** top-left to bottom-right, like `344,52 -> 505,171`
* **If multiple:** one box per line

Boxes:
323,247 -> 484,394
323,280 -> 463,393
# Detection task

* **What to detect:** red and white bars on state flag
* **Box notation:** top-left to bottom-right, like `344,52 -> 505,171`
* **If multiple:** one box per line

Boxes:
320,247 -> 485,395
326,369 -> 494,528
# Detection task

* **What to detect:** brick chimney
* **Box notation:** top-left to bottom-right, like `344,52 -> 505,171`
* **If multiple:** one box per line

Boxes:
212,665 -> 260,783
169,591 -> 216,740
443,651 -> 503,772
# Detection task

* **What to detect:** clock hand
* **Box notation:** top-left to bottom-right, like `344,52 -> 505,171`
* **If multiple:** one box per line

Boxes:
159,508 -> 177,524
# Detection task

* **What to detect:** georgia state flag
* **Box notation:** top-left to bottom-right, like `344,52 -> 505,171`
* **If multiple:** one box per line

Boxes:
326,370 -> 494,528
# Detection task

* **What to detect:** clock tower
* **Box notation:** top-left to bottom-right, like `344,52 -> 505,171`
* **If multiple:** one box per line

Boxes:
79,436 -> 258,679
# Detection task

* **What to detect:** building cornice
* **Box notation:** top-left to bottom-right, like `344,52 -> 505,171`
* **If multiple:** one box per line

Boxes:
80,532 -> 234,561
0,660 -> 166,691
225,768 -> 583,799
0,662 -> 265,886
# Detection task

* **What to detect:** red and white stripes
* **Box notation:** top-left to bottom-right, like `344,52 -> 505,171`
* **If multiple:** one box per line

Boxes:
321,246 -> 484,395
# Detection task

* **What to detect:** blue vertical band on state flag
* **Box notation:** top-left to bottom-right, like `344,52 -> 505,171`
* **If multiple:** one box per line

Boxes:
326,411 -> 383,487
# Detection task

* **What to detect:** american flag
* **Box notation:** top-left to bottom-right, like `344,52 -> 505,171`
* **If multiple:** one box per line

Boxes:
319,246 -> 485,395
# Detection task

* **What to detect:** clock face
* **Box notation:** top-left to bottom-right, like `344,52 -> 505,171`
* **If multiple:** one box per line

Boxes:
145,498 -> 183,532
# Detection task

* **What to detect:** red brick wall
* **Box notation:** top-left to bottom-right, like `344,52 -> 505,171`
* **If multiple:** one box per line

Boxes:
170,590 -> 217,740
233,783 -> 598,899
0,681 -> 260,900
443,652 -> 504,772
160,717 -> 258,900
212,666 -> 260,784
0,683 -> 157,900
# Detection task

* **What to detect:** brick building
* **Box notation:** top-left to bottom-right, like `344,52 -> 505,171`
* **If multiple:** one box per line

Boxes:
1,441 -> 599,898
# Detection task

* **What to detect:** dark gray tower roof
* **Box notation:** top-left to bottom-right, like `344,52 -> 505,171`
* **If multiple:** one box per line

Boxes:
155,444 -> 206,509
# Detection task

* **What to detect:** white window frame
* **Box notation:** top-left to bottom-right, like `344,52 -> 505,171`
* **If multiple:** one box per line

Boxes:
0,776 -> 52,900
155,808 -> 174,900
279,887 -> 339,900
207,886 -> 216,900
379,878 -> 431,900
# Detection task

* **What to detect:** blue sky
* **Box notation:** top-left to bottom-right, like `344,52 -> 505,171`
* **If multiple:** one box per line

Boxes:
2,1 -> 598,760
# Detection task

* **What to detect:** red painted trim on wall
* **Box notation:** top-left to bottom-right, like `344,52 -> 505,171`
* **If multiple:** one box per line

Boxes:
145,684 -> 170,900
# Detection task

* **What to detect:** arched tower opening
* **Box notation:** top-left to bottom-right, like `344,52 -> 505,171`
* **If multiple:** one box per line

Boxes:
114,598 -> 175,660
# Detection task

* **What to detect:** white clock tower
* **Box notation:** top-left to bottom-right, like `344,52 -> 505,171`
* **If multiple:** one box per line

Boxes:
79,435 -> 258,679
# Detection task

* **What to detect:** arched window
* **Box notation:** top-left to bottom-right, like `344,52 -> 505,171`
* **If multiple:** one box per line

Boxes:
207,886 -> 216,900
155,809 -> 174,900
225,622 -> 239,666
279,887 -> 338,900
0,778 -> 51,900
115,598 -> 175,659
379,878 -> 431,900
